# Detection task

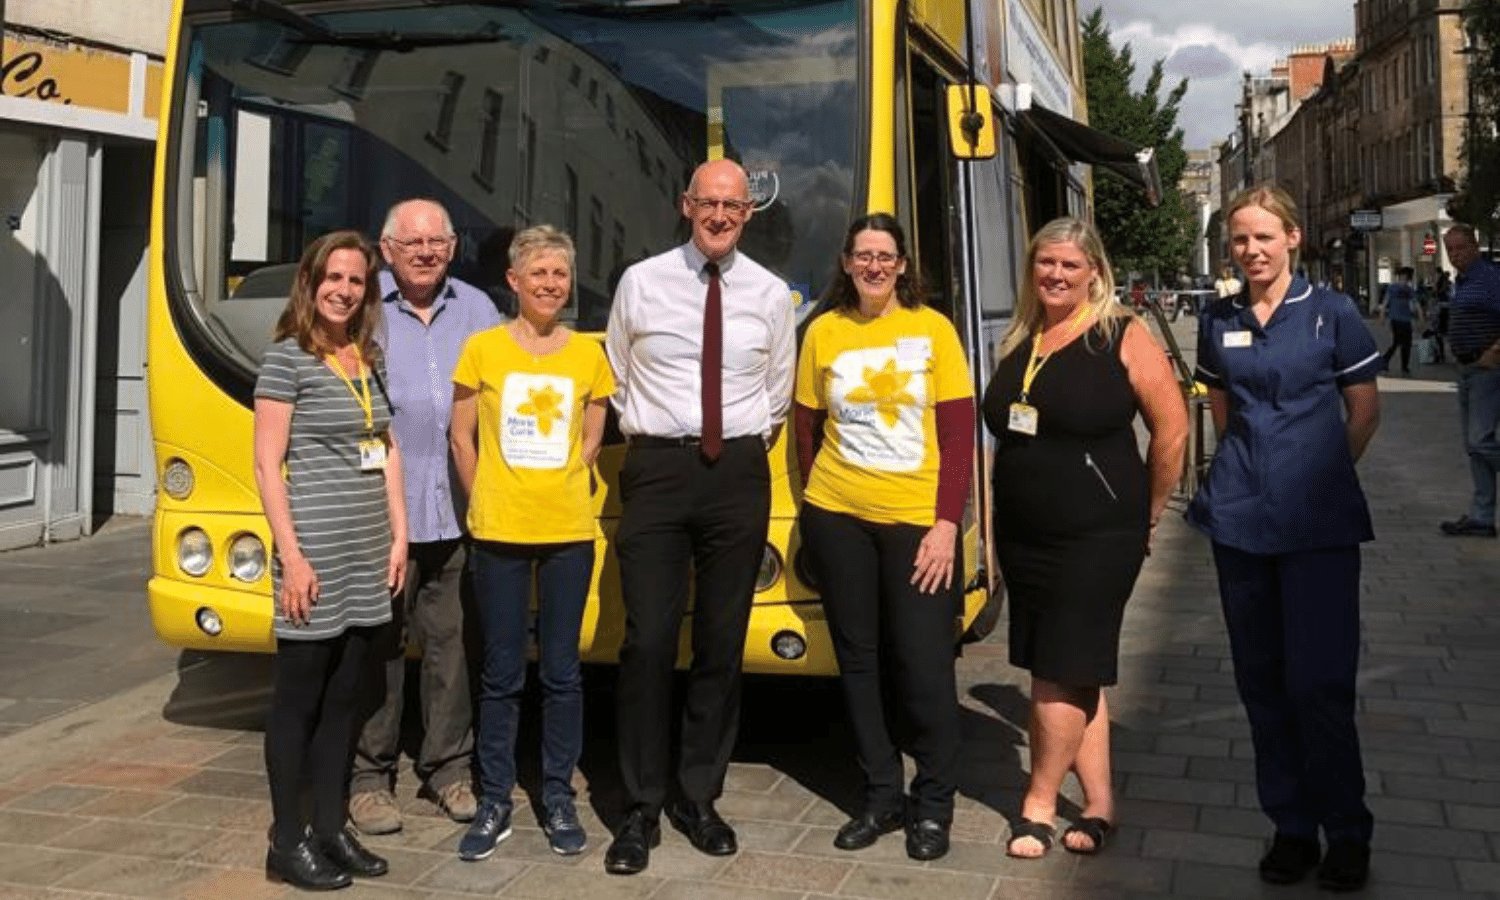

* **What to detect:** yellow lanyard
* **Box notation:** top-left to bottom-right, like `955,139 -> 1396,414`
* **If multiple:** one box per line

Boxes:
326,347 -> 374,434
1019,303 -> 1092,402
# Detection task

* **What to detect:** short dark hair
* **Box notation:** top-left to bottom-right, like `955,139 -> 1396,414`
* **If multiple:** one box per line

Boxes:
826,212 -> 925,311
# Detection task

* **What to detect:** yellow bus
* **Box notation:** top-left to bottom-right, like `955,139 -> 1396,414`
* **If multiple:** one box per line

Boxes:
147,0 -> 1155,673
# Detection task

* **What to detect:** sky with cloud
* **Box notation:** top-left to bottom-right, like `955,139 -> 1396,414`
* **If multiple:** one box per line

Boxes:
1087,2 -> 1357,150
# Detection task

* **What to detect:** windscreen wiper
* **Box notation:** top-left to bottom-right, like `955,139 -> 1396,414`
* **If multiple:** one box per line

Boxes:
230,0 -> 507,51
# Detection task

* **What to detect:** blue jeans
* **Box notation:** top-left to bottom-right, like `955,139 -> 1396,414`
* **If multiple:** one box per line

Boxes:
1458,363 -> 1500,525
470,540 -> 594,812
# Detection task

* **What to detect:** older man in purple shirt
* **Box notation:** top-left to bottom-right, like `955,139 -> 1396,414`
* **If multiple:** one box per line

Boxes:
350,199 -> 502,835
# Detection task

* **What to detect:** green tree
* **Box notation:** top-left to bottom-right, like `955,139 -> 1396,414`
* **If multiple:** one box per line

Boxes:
1082,7 -> 1197,279
1455,0 -> 1500,236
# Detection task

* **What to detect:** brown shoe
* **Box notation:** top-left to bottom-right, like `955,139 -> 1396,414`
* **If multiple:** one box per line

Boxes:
349,789 -> 402,836
434,781 -> 478,823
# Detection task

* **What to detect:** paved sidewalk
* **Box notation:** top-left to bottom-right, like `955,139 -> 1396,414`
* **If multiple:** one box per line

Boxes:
1,322 -> 1497,899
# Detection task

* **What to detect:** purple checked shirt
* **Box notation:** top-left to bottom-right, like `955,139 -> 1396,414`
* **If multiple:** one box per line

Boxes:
377,272 -> 504,543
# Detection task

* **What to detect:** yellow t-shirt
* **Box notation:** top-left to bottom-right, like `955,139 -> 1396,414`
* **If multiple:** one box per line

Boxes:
453,327 -> 615,543
795,305 -> 972,526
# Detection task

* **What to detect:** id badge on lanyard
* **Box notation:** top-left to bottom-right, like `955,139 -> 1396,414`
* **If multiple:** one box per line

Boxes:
359,438 -> 388,471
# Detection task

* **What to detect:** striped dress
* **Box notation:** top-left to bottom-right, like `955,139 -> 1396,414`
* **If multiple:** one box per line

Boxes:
256,338 -> 395,641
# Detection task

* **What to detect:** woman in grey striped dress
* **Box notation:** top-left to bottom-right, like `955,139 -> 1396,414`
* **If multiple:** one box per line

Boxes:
253,230 -> 408,891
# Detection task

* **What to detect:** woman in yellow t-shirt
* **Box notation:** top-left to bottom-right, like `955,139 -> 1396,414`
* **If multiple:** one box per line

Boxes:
449,225 -> 614,862
794,213 -> 975,862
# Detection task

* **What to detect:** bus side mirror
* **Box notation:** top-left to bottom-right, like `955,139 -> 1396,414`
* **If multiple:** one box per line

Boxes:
946,84 -> 996,160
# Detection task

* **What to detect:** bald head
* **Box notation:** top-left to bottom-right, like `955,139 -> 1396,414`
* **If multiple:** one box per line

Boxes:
380,198 -> 456,305
681,160 -> 753,262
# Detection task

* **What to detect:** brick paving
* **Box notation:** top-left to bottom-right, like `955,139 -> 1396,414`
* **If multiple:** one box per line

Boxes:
1,317 -> 1497,899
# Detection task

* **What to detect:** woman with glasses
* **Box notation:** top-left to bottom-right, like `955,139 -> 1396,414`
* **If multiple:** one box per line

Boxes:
794,213 -> 974,862
981,217 -> 1185,861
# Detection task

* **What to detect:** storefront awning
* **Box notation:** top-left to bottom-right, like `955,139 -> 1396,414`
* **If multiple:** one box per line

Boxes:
1020,103 -> 1162,207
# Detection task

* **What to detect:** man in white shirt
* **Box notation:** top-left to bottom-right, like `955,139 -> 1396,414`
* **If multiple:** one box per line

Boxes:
602,159 -> 795,875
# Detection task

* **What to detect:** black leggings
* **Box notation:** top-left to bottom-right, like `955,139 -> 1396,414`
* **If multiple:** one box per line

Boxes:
265,627 -> 375,846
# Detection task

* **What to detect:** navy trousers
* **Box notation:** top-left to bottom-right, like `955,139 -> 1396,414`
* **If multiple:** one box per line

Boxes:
1212,542 -> 1374,844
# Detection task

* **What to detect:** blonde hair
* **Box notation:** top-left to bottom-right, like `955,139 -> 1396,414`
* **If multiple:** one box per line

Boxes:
1225,183 -> 1302,269
999,217 -> 1129,359
508,224 -> 576,272
273,230 -> 383,362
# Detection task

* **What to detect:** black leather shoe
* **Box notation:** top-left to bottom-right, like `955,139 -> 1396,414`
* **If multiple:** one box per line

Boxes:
604,809 -> 660,875
667,800 -> 738,856
266,839 -> 353,891
1317,839 -> 1370,892
315,828 -> 388,877
905,818 -> 950,860
1259,833 -> 1321,884
834,810 -> 904,851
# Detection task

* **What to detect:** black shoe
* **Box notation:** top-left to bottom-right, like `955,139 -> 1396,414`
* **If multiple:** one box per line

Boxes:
604,808 -> 660,875
1440,516 -> 1497,537
666,800 -> 738,856
905,818 -> 950,861
833,810 -> 904,851
266,839 -> 353,891
1259,834 -> 1321,885
1318,840 -> 1370,892
315,828 -> 388,878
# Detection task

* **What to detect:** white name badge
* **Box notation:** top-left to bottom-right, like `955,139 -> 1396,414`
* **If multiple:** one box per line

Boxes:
1222,330 -> 1253,348
1007,402 -> 1039,436
896,337 -> 932,365
359,438 -> 388,471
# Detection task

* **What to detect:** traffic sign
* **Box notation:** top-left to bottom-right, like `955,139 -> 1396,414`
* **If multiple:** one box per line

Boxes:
1350,209 -> 1382,231
1423,234 -> 1437,255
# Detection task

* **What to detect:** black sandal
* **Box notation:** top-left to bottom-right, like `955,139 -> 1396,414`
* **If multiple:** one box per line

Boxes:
1005,818 -> 1055,858
1062,817 -> 1112,855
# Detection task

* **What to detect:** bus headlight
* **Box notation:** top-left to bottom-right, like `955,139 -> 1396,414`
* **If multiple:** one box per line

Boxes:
771,630 -> 806,660
227,533 -> 267,583
754,545 -> 783,592
195,607 -> 224,637
162,458 -> 195,500
177,528 -> 212,577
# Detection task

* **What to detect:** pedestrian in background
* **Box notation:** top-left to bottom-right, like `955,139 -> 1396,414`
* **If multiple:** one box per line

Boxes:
254,230 -> 404,890
449,225 -> 613,861
601,159 -> 795,875
1379,266 -> 1419,375
982,217 -> 1185,861
1189,184 -> 1380,891
1438,224 -> 1500,539
794,213 -> 973,862
350,199 -> 500,836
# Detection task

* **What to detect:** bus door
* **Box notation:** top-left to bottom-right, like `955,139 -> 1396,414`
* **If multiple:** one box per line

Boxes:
902,48 -> 997,638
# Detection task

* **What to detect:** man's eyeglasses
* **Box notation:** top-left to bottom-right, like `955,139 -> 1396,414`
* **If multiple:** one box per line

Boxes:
848,250 -> 901,267
386,236 -> 454,254
685,196 -> 755,215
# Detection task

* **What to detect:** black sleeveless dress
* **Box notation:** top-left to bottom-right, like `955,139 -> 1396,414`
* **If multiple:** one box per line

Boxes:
981,326 -> 1149,686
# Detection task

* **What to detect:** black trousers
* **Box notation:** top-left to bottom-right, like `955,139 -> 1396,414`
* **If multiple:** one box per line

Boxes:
799,504 -> 962,823
1382,320 -> 1413,371
266,626 -> 376,846
614,436 -> 770,814
1212,542 -> 1374,844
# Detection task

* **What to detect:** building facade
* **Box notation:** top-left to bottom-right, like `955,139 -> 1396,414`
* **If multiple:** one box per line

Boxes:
0,1 -> 170,549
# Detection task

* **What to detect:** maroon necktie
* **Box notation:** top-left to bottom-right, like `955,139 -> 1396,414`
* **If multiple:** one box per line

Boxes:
701,262 -> 723,462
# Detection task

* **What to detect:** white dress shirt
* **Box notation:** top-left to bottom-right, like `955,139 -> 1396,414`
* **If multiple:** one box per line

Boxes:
606,242 -> 794,439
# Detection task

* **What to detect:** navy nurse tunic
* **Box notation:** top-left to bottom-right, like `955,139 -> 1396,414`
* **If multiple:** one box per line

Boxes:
1187,277 -> 1380,554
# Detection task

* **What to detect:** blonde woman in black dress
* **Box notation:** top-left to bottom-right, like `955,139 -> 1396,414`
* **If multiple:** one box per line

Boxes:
981,218 -> 1185,858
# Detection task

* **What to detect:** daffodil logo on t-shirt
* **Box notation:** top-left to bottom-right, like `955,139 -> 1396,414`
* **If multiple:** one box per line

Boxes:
828,347 -> 926,472
518,384 -> 565,437
500,373 -> 574,469
845,358 -> 915,427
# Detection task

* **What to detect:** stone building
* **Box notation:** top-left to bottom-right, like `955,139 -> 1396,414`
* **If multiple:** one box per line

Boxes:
1,1 -> 170,548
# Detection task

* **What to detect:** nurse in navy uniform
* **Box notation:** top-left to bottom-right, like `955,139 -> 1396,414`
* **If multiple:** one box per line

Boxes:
1188,184 -> 1381,892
